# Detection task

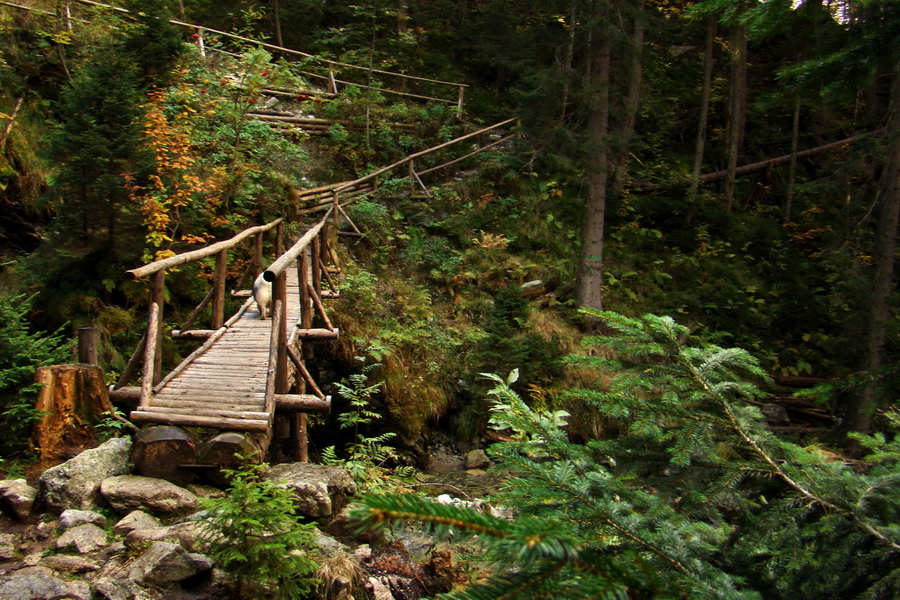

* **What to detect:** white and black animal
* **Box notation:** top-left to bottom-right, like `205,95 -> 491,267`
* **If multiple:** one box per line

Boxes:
252,272 -> 272,320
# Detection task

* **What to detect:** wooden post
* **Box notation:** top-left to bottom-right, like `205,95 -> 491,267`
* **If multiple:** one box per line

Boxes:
327,63 -> 338,94
115,334 -> 146,389
212,249 -> 227,329
274,273 -> 289,395
296,413 -> 308,462
254,232 -> 264,275
300,248 -> 314,361
198,27 -> 205,57
331,190 -> 340,228
312,234 -> 322,297
276,221 -> 285,256
149,270 -> 165,386
141,302 -> 160,407
77,327 -> 98,365
457,85 -> 465,117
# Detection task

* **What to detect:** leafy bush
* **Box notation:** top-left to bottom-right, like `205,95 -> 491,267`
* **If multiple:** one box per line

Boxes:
0,293 -> 70,456
200,459 -> 320,599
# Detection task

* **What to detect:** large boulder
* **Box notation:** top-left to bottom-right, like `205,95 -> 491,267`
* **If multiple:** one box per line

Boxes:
92,578 -> 163,600
100,475 -> 199,516
126,541 -> 212,586
465,449 -> 491,470
0,479 -> 38,520
0,566 -> 91,600
266,463 -> 357,518
39,437 -> 132,513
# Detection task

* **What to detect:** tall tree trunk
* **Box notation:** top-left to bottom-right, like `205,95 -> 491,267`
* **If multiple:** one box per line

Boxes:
577,24 -> 611,323
725,24 -> 748,212
398,0 -> 408,35
689,16 -> 717,201
273,0 -> 283,47
785,92 -> 801,221
559,3 -> 576,126
845,61 -> 900,435
611,0 -> 645,198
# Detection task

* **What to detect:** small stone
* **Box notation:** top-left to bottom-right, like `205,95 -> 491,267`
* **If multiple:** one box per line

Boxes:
113,511 -> 161,536
465,469 -> 488,476
0,479 -> 38,520
33,520 -> 57,541
465,449 -> 491,470
0,532 -> 17,560
187,484 -> 225,499
56,523 -> 108,554
40,554 -> 100,573
60,508 -> 106,529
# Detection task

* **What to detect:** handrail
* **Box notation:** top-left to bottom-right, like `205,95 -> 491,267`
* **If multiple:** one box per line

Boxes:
264,209 -> 332,281
333,118 -> 518,194
127,218 -> 282,280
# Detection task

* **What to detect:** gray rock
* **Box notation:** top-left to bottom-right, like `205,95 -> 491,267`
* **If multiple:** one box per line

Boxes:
39,437 -> 133,513
55,523 -> 108,554
39,554 -> 100,574
32,521 -> 56,541
0,532 -> 17,560
100,475 -> 199,515
0,566 -> 87,600
113,511 -> 161,536
126,541 -> 211,585
465,449 -> 491,470
761,403 -> 791,427
267,463 -> 357,518
59,509 -> 106,529
93,578 -> 163,600
0,479 -> 38,520
122,521 -> 205,553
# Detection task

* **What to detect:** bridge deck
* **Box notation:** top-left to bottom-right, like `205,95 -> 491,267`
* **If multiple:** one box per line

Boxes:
130,266 -> 302,432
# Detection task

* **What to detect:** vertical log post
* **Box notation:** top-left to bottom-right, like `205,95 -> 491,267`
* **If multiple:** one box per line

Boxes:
457,85 -> 465,117
300,248 -> 314,361
211,249 -> 227,329
312,235 -> 322,298
276,221 -> 285,256
327,63 -> 338,94
141,302 -> 161,407
296,414 -> 308,462
198,27 -> 205,57
77,327 -> 98,365
274,272 -> 289,395
150,271 -> 165,385
254,232 -> 264,276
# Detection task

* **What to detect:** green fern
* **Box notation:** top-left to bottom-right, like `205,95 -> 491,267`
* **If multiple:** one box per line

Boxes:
355,310 -> 900,599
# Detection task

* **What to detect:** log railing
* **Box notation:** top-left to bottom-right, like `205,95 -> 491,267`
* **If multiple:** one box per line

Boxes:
295,117 -> 520,216
60,0 -> 469,112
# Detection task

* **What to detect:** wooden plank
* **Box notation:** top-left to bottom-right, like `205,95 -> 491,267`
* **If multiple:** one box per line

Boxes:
152,399 -> 266,411
130,411 -> 269,432
139,406 -> 270,420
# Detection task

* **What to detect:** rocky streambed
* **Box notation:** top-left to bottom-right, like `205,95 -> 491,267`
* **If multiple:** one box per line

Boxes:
0,437 -> 498,600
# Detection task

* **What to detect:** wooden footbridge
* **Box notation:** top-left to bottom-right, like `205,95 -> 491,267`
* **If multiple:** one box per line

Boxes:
109,118 -> 518,483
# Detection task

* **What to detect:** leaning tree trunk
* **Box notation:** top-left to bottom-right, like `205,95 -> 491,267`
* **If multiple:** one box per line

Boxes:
845,61 -> 900,436
576,24 -> 611,324
724,24 -> 748,212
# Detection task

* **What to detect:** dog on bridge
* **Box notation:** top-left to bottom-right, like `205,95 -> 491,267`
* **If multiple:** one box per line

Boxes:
252,272 -> 272,320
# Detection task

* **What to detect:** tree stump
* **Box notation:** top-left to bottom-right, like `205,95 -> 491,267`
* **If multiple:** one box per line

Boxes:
31,364 -> 117,463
